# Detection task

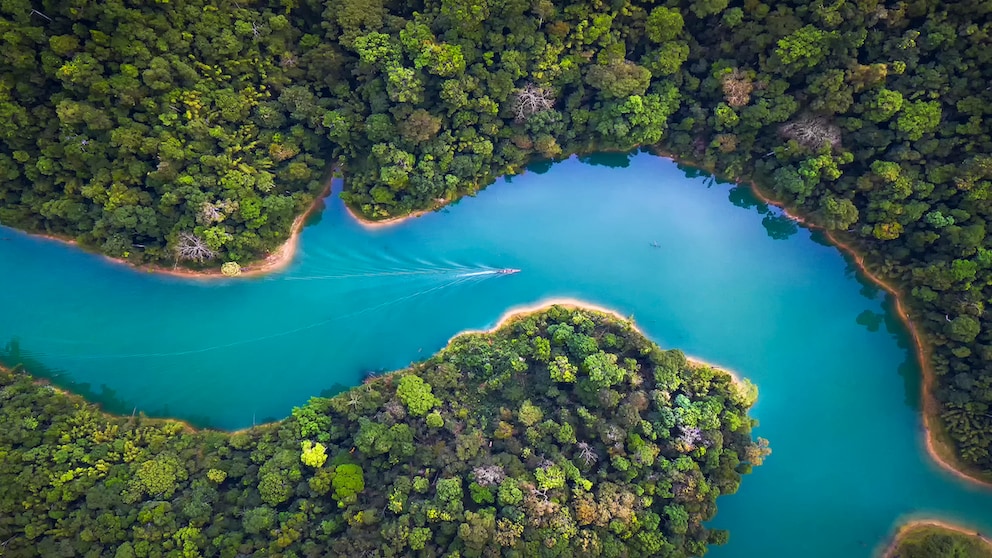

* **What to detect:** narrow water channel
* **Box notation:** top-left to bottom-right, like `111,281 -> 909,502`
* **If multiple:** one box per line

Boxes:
1,152 -> 988,555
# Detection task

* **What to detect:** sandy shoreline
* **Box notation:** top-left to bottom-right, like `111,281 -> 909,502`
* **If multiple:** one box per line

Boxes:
446,297 -> 746,387
881,519 -> 992,557
18,180 -> 332,281
642,146 -> 990,488
342,200 -> 443,230
731,172 -> 992,489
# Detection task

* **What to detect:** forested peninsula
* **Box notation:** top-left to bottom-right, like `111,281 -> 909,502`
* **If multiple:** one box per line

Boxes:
886,521 -> 992,558
1,0 -> 990,483
0,306 -> 767,557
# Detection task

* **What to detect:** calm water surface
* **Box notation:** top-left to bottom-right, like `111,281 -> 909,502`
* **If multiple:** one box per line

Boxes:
1,152 -> 989,555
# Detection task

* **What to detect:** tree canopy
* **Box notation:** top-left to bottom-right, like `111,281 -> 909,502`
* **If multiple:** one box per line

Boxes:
0,306 -> 766,556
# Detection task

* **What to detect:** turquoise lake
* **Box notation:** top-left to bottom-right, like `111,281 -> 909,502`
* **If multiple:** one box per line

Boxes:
2,151 -> 991,555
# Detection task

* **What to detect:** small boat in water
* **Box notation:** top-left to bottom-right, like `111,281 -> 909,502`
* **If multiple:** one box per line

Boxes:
497,268 -> 521,275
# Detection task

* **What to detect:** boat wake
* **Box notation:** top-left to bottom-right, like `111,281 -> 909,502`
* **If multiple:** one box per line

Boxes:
457,268 -> 521,278
20,266 -> 519,361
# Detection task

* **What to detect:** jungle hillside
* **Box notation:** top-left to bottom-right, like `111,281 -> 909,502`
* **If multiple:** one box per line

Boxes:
0,306 -> 768,557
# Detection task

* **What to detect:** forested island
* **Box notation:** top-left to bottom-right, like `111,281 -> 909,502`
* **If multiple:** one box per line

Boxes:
886,522 -> 992,558
0,306 -> 767,556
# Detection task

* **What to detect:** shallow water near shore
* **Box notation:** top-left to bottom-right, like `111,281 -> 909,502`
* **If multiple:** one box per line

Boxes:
2,151 -> 990,555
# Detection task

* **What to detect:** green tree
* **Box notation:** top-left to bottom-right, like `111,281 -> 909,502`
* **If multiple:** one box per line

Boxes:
864,88 -> 903,122
332,464 -> 365,507
396,374 -> 440,416
895,100 -> 942,140
549,355 -> 577,383
776,25 -> 832,69
645,7 -> 684,43
301,441 -> 328,468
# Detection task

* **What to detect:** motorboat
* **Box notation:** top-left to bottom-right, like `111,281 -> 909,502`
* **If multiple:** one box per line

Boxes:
496,268 -> 521,275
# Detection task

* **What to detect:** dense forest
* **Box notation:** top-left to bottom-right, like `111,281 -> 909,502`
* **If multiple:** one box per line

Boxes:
0,306 -> 767,557
888,524 -> 992,558
0,0 -> 990,492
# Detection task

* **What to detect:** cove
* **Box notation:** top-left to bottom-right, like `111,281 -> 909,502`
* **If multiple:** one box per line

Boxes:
2,151 -> 991,555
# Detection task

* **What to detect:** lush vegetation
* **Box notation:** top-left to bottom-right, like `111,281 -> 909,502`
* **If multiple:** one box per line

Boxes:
0,306 -> 767,557
1,0 -> 990,481
888,523 -> 992,558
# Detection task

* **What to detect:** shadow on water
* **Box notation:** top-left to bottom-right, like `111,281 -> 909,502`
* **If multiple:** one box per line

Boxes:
727,186 -> 771,214
303,197 -> 327,227
525,158 -> 555,175
718,198 -> 923,413
674,162 -> 711,180
810,229 -> 924,411
761,214 -> 799,240
856,309 -> 885,332
0,339 -> 226,429
1,339 -> 134,417
578,150 -> 636,168
881,294 -> 925,412
0,335 -> 396,430
319,382 -> 350,399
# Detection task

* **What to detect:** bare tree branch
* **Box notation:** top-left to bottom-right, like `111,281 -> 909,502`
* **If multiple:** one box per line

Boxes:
511,83 -> 555,122
576,442 -> 599,466
175,232 -> 215,263
780,116 -> 842,151
472,465 -> 506,487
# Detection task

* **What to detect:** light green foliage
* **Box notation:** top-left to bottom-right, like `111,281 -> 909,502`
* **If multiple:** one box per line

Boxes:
549,355 -> 577,383
583,351 -> 627,389
331,464 -> 365,507
300,440 -> 327,468
355,418 -> 390,455
292,401 -> 331,441
949,315 -> 981,343
714,103 -> 739,130
645,7 -> 684,43
206,469 -> 227,484
469,482 -> 494,504
643,42 -> 690,76
497,479 -> 523,506
776,25 -> 832,68
410,527 -> 432,550
535,466 -> 566,491
594,86 -> 681,146
820,196 -> 859,230
353,32 -> 400,67
396,374 -> 440,416
426,411 -> 444,428
896,100 -> 942,140
517,400 -> 543,426
413,476 -> 430,494
890,525 -> 992,558
864,88 -> 903,122
130,453 -> 187,501
722,7 -> 744,27
586,61 -> 652,100
258,473 -> 292,506
532,336 -> 551,362
664,504 -> 690,534
435,477 -> 463,505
